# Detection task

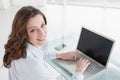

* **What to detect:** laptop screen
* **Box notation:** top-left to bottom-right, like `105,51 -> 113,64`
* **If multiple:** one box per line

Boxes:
77,27 -> 114,66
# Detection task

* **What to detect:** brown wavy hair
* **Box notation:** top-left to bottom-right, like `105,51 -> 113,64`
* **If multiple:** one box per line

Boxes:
3,6 -> 47,68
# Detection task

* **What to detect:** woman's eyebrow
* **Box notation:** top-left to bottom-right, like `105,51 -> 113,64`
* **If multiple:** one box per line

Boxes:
27,26 -> 36,30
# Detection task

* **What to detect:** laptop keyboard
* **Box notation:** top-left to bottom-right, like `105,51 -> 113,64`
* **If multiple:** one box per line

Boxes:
86,63 -> 98,72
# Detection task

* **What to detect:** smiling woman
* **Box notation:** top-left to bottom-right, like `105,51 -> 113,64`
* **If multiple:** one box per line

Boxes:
27,14 -> 47,47
3,6 -> 47,68
3,6 -> 90,80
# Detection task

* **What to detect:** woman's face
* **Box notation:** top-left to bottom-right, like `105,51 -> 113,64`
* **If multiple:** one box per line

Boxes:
26,14 -> 47,47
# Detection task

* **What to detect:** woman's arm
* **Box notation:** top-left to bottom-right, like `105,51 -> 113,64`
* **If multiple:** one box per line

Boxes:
43,51 -> 79,60
56,51 -> 80,60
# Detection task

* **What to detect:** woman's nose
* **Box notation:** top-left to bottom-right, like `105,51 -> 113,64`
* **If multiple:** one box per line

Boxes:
39,29 -> 46,36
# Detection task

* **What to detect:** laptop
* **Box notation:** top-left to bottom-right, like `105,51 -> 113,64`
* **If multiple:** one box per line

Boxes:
53,27 -> 114,80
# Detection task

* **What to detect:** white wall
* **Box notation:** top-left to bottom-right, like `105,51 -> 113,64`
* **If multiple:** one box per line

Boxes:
0,0 -> 10,10
11,0 -> 47,7
103,8 -> 120,67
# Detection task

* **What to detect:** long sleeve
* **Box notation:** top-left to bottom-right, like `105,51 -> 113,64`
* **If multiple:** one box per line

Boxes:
43,52 -> 56,60
9,43 -> 84,80
9,53 -> 57,80
9,52 -> 84,80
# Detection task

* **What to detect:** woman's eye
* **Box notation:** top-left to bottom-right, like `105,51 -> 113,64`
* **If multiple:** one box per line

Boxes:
30,29 -> 36,32
41,24 -> 46,28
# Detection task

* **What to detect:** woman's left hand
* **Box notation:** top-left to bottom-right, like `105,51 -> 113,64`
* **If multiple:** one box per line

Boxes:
57,51 -> 80,61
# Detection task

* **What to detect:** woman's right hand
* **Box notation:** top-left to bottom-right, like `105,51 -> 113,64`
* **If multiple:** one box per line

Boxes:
75,58 -> 90,73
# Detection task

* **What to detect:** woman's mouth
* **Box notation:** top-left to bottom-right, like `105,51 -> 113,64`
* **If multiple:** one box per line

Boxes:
37,38 -> 45,41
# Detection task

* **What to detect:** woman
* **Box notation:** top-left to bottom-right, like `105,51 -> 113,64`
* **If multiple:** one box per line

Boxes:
3,6 -> 90,80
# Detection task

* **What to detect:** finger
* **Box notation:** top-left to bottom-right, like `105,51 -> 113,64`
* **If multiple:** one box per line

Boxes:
87,60 -> 90,65
79,58 -> 83,62
74,51 -> 79,56
74,51 -> 80,59
84,59 -> 90,66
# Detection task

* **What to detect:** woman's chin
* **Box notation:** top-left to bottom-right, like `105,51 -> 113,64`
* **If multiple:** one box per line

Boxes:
38,40 -> 46,45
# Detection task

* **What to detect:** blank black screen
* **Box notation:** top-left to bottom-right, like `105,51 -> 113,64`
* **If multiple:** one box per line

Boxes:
77,28 -> 113,66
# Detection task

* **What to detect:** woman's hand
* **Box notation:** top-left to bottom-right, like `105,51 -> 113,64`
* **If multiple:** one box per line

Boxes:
56,51 -> 80,61
76,58 -> 90,73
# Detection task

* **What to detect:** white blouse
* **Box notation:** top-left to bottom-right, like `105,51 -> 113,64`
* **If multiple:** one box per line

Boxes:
9,43 -> 84,80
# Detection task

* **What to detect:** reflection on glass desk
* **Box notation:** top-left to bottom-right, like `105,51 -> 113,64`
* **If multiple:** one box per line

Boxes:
42,34 -> 120,80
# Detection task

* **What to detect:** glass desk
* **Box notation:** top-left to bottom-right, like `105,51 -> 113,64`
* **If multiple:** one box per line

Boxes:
42,34 -> 120,80
46,59 -> 120,80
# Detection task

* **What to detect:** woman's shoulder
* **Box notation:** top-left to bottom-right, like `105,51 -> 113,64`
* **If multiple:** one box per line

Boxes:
11,53 -> 41,69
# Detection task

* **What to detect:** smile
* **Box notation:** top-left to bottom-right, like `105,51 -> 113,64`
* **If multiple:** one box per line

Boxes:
37,38 -> 45,41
